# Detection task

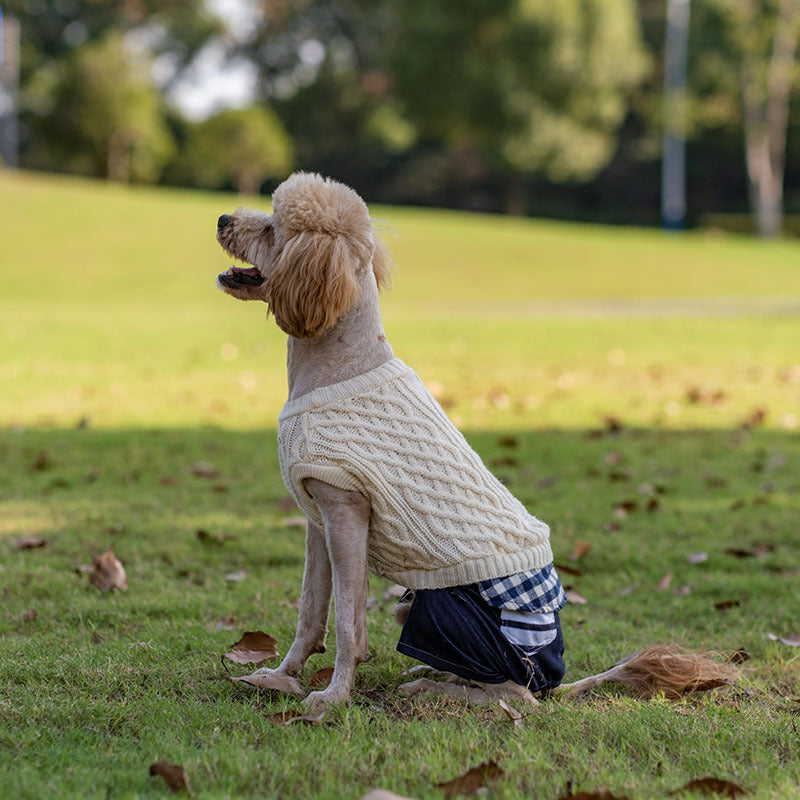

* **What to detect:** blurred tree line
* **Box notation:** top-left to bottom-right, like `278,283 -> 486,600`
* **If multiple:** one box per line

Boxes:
4,0 -> 800,230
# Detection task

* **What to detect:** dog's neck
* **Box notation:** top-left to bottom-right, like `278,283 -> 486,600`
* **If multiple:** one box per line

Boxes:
286,270 -> 394,401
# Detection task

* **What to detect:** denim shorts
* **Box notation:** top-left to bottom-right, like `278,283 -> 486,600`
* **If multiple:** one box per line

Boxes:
396,582 -> 566,692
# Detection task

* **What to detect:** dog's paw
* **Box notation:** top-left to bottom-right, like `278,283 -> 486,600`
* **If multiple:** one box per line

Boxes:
232,669 -> 304,697
303,685 -> 351,711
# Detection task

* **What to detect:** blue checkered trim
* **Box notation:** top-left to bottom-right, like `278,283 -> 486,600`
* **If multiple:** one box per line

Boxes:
478,563 -> 567,613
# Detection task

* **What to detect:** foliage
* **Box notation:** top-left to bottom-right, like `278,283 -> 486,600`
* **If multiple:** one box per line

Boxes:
178,106 -> 294,194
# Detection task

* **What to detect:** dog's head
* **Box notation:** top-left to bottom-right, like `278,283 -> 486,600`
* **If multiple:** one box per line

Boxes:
216,172 -> 391,338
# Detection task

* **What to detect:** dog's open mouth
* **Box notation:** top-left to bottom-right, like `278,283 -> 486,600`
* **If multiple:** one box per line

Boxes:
218,265 -> 265,289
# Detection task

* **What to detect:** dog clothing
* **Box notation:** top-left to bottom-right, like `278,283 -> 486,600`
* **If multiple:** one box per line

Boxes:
278,358 -> 553,589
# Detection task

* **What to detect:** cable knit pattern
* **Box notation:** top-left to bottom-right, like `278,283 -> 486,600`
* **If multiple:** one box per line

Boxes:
277,359 -> 553,589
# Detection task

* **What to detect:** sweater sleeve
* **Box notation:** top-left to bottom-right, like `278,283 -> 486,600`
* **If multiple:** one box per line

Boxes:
278,411 -> 367,529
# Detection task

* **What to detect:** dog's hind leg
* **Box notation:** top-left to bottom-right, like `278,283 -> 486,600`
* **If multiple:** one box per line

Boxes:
398,677 -> 539,706
303,479 -> 371,710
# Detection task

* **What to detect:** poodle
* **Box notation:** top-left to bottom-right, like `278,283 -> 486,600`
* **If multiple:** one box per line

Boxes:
215,172 -> 737,711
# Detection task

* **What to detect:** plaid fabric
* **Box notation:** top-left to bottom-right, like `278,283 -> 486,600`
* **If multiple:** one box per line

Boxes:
478,563 -> 567,613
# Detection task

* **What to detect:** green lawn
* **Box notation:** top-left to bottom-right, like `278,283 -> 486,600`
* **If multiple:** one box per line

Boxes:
1,170 -> 799,799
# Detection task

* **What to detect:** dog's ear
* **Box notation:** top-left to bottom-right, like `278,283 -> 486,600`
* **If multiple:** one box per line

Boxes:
265,230 -> 362,339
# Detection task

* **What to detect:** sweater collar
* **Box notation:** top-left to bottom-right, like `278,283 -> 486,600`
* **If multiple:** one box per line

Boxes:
279,358 -> 412,420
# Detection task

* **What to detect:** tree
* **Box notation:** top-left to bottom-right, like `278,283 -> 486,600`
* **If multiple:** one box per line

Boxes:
43,32 -> 174,182
713,0 -> 800,236
180,106 -> 294,194
385,0 -> 649,213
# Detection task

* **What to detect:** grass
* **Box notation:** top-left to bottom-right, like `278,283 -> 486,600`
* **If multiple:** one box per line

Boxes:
1,170 -> 799,799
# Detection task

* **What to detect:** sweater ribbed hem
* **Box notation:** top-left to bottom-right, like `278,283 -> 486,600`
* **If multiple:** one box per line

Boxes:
279,358 -> 411,421
383,543 -> 554,590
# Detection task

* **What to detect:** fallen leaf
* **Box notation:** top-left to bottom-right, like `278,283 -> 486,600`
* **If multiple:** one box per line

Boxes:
196,529 -> 237,546
210,616 -> 237,631
383,584 -> 407,602
603,522 -> 623,533
767,633 -> 800,647
88,550 -> 127,592
309,666 -> 334,689
571,540 -> 592,561
276,496 -> 298,513
149,761 -> 188,794
714,600 -> 740,611
359,790 -> 418,800
727,648 -> 750,665
158,475 -> 179,486
725,544 -> 775,558
672,584 -> 692,596
224,631 -> 278,664
687,552 -> 709,565
612,499 -> 638,517
565,588 -> 588,605
497,698 -> 523,727
604,452 -> 623,466
647,497 -> 661,512
22,608 -> 37,622
31,451 -> 52,471
211,484 -> 229,494
608,470 -> 631,482
672,777 -> 746,797
267,709 -> 303,725
224,569 -> 248,582
490,455 -> 518,468
13,535 -> 48,550
740,407 -> 767,429
554,562 -> 583,577
437,760 -> 504,798
284,709 -> 326,725
498,436 -> 519,449
232,671 -> 304,696
559,790 -> 628,800
658,573 -> 672,591
190,461 -> 218,479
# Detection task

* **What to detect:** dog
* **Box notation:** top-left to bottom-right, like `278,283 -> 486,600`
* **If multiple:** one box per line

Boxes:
215,172 -> 737,710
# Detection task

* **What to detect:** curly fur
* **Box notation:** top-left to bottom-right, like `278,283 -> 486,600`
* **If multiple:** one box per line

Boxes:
216,171 -> 390,338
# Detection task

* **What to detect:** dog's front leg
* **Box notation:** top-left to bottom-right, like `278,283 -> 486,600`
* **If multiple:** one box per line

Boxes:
303,478 -> 370,710
242,521 -> 332,696
279,521 -> 333,675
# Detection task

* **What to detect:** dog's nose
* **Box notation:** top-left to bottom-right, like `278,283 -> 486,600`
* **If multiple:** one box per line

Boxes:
217,214 -> 233,229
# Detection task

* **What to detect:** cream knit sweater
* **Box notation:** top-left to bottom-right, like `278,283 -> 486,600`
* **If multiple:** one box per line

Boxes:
277,359 -> 553,589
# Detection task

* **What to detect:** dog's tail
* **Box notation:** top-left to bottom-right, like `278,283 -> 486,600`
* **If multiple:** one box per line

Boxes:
555,643 -> 739,699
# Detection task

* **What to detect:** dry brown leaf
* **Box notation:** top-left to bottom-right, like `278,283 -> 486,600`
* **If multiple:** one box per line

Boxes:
437,760 -> 504,798
196,529 -> 237,546
497,698 -> 523,727
714,600 -> 740,611
224,631 -> 278,665
672,777 -> 747,797
359,790 -> 418,800
266,709 -> 303,725
149,761 -> 188,794
232,671 -> 304,696
383,583 -> 407,602
767,632 -> 800,646
727,648 -> 750,665
498,435 -> 520,449
284,709 -> 326,725
309,666 -> 334,689
14,535 -> 48,550
31,451 -> 52,471
571,540 -> 592,561
89,550 -> 127,592
276,496 -> 298,513
22,608 -> 37,622
725,544 -> 775,558
554,562 -> 583,577
658,573 -> 672,591
565,589 -> 588,606
559,790 -> 628,800
190,461 -> 218,479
